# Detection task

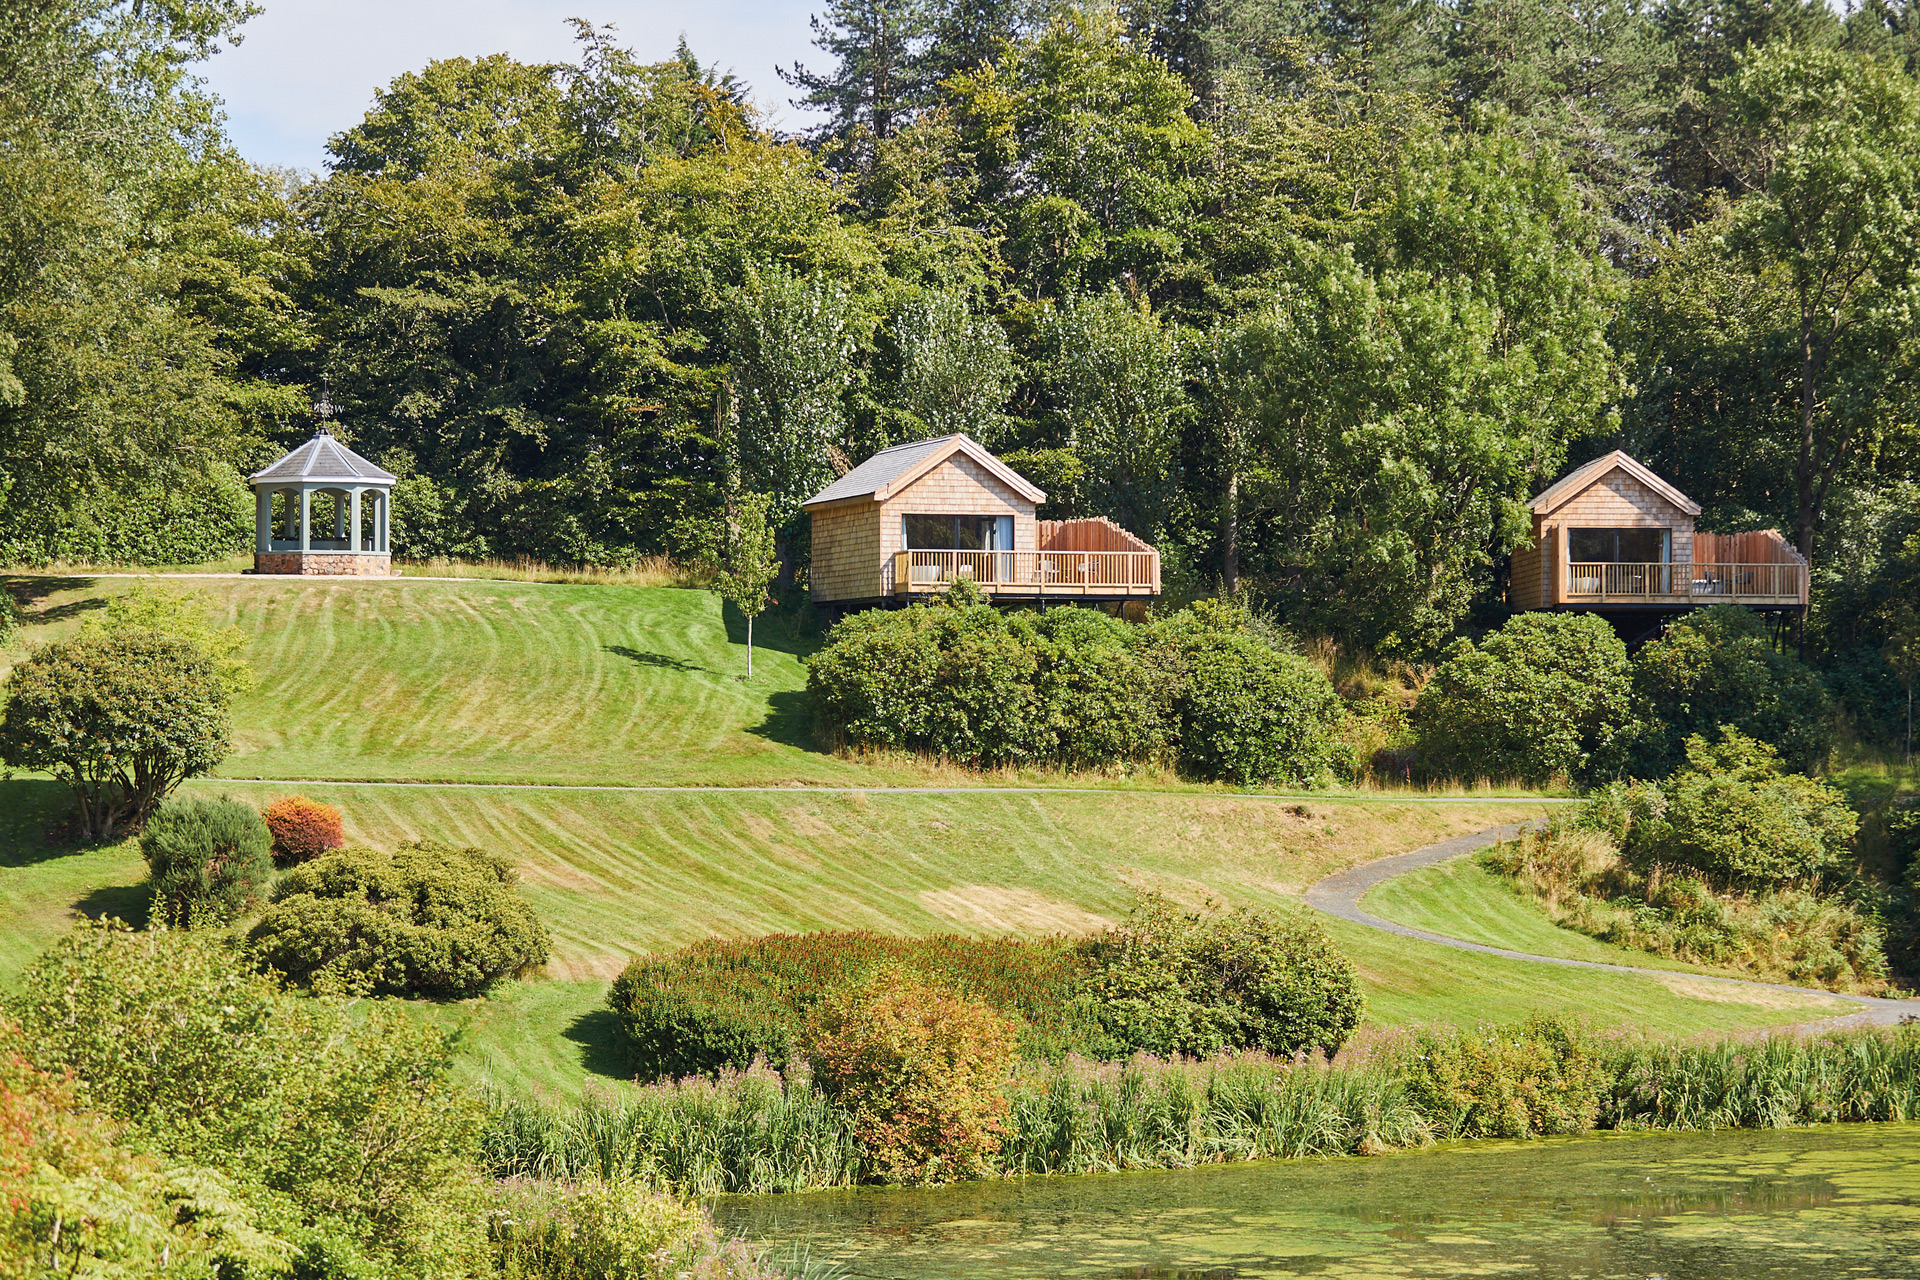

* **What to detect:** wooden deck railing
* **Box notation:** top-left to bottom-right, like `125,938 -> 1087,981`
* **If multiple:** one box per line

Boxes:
890,549 -> 1160,596
1564,562 -> 1807,604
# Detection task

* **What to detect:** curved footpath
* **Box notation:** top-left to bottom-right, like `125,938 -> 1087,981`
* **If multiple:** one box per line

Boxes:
1305,824 -> 1917,1029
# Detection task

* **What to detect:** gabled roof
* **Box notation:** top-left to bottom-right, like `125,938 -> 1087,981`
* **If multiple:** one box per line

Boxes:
1529,449 -> 1700,517
802,434 -> 1045,509
249,428 -> 397,487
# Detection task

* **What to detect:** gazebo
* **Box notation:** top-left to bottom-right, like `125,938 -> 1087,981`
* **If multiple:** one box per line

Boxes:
248,427 -> 397,576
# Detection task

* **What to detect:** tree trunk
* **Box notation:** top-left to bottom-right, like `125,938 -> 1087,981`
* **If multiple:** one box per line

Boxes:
1222,467 -> 1240,595
774,530 -> 794,594
746,614 -> 754,678
1793,321 -> 1819,648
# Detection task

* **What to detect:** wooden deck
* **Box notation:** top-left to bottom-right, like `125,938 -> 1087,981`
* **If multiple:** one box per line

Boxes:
889,549 -> 1161,599
1563,562 -> 1807,607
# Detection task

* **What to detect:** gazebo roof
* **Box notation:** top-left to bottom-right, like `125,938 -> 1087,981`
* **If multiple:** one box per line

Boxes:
249,428 -> 396,487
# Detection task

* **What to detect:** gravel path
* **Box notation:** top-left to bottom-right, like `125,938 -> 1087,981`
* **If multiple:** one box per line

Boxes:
1304,823 -> 1916,1028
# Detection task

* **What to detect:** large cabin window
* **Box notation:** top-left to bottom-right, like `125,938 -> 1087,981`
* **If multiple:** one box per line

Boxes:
903,514 -> 1014,550
1569,528 -> 1670,563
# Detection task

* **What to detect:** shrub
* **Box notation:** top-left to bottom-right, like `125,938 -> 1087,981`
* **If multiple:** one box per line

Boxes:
1088,895 -> 1365,1060
1415,612 -> 1633,785
489,1177 -> 776,1280
1624,729 -> 1858,889
1395,1015 -> 1606,1139
1170,631 -> 1343,785
805,968 -> 1018,1184
5,923 -> 488,1278
249,840 -> 551,997
140,795 -> 275,927
0,633 -> 229,839
0,1011 -> 294,1279
262,794 -> 346,865
1480,808 -> 1889,990
607,931 -> 1103,1080
1023,608 -> 1168,768
1632,605 -> 1833,774
77,584 -> 256,695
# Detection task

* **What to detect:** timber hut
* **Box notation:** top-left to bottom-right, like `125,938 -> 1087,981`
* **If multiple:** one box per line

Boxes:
802,434 -> 1160,611
1508,450 -> 1807,637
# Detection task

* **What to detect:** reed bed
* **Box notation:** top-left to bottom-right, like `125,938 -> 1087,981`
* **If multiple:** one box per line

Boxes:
481,1025 -> 1920,1195
398,555 -> 697,587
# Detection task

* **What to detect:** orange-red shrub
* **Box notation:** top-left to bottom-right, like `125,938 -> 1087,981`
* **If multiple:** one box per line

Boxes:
806,968 -> 1017,1184
261,795 -> 344,865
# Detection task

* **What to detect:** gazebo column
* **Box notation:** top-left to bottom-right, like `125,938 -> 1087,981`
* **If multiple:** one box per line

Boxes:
350,487 -> 363,553
299,488 -> 312,552
255,488 -> 271,553
332,490 -> 346,541
378,491 -> 389,553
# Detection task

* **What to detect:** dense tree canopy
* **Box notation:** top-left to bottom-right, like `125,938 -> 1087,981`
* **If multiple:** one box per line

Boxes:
5,0 -> 1920,735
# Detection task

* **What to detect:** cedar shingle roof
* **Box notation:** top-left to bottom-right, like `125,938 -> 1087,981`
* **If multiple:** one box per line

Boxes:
803,434 -> 1045,508
1529,449 -> 1700,517
249,428 -> 397,486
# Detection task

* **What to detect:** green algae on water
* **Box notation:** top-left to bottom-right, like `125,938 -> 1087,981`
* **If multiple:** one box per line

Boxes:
714,1122 -> 1920,1279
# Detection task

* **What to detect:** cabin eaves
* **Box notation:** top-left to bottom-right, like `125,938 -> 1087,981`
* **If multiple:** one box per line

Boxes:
803,434 -> 1045,510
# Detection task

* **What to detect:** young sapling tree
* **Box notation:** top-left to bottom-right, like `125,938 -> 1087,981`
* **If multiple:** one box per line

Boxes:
713,490 -> 781,678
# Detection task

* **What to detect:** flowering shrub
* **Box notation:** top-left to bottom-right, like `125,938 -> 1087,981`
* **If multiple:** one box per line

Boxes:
261,794 -> 345,865
806,969 -> 1018,1184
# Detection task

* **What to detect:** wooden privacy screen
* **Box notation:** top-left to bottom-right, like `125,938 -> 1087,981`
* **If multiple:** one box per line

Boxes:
1037,517 -> 1154,554
1693,530 -> 1805,567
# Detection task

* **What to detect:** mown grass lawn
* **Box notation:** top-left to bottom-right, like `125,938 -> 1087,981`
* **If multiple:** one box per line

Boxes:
0,573 -> 1856,1101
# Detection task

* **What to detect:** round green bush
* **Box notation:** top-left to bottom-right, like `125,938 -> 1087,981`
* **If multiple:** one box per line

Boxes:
1088,895 -> 1365,1059
140,795 -> 274,927
1416,612 -> 1633,785
248,840 -> 550,997
1623,729 -> 1858,889
0,633 -> 229,840
1175,633 -> 1342,785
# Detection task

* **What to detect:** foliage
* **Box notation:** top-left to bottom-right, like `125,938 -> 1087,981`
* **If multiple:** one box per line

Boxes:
805,968 -> 1019,1184
709,490 -> 781,677
607,930 -> 1102,1081
0,1012 -> 294,1280
1392,1015 -> 1608,1139
726,263 -> 859,534
1088,894 -> 1366,1060
76,584 -> 256,695
891,289 -> 1015,444
261,794 -> 346,866
249,840 -> 551,998
1042,290 -> 1187,537
485,1023 -> 1920,1192
5,924 -> 490,1278
0,633 -> 228,840
488,1176 -> 778,1280
808,598 -> 1336,782
1622,729 -> 1860,889
1416,612 -> 1634,785
1483,801 -> 1888,989
1150,601 -> 1344,786
1631,605 -> 1835,774
140,795 -> 274,927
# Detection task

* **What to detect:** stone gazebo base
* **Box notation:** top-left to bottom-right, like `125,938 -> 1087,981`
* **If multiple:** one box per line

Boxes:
253,551 -> 396,577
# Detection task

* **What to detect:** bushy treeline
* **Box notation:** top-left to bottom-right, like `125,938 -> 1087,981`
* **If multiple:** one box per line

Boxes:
7,0 -> 1917,735
809,595 -> 1342,783
483,1018 -> 1920,1194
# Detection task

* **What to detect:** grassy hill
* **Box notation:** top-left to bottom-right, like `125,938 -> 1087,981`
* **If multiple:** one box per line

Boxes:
0,573 -> 1853,1098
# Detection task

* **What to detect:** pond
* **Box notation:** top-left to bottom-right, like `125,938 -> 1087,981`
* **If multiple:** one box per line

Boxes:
715,1123 -> 1920,1279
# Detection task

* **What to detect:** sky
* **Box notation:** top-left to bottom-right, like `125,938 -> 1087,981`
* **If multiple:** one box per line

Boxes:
198,0 -> 824,173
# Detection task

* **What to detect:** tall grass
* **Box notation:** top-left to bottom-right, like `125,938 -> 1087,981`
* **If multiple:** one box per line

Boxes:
398,555 -> 698,587
480,1025 -> 1920,1195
